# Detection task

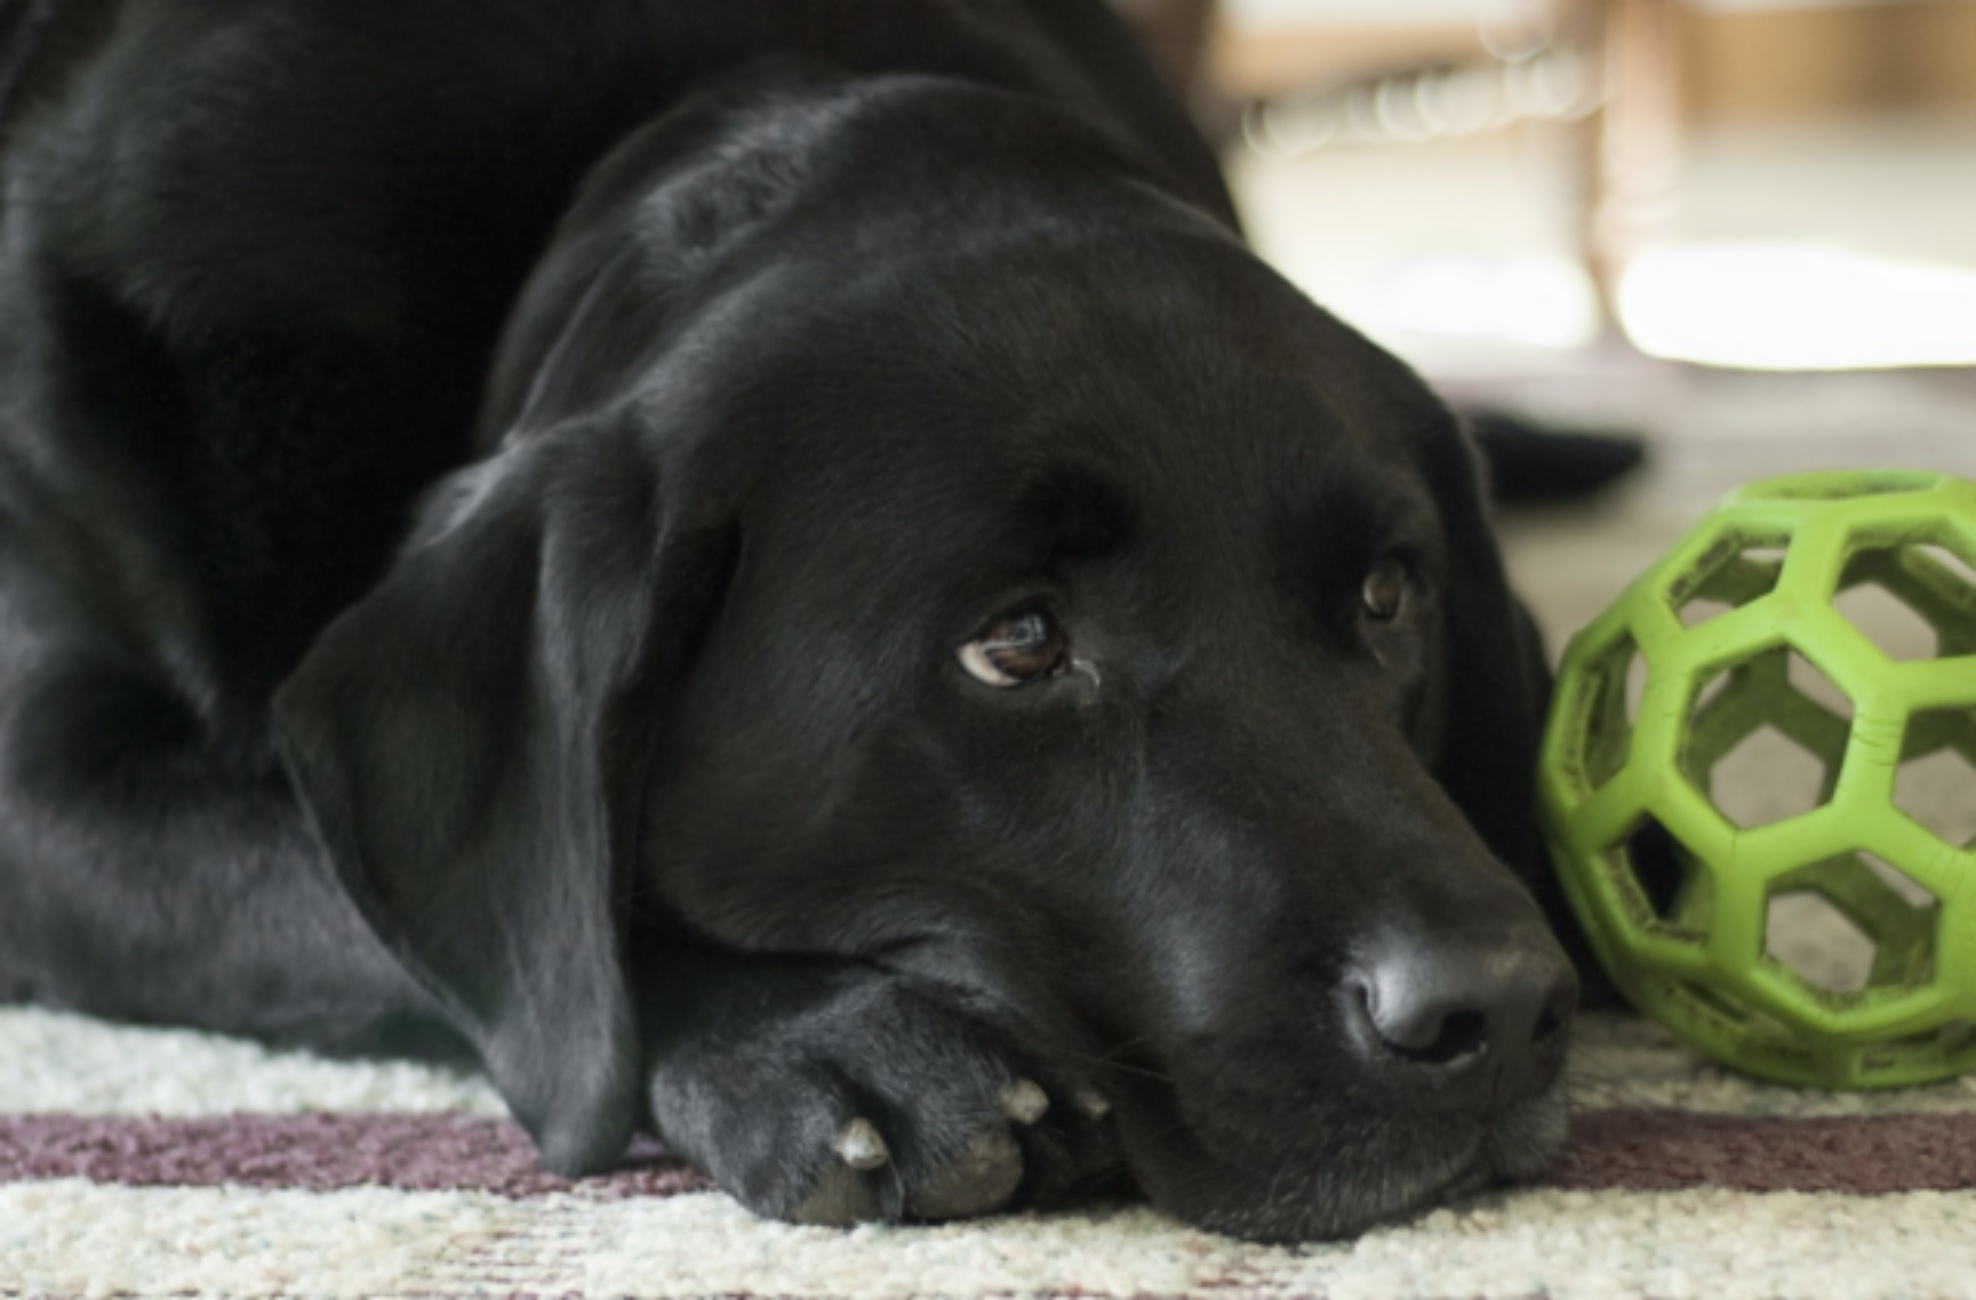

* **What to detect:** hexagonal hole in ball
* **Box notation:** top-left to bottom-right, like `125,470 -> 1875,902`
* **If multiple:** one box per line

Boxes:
1669,538 -> 1788,629
1712,727 -> 1827,828
1895,709 -> 1976,851
1835,580 -> 1938,662
1763,853 -> 1938,997
1621,816 -> 1711,936
1765,892 -> 1877,994
1682,647 -> 1849,831
1573,631 -> 1650,790
1834,539 -> 1976,663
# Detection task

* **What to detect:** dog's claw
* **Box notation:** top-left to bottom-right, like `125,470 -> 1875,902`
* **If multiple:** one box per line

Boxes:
1072,1087 -> 1111,1120
831,1117 -> 891,1170
791,1119 -> 894,1224
999,1078 -> 1049,1126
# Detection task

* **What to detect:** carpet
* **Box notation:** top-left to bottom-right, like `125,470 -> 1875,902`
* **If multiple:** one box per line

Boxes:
5,1004 -> 1976,1299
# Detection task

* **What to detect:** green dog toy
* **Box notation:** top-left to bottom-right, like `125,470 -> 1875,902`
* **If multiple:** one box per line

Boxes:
1540,469 -> 1976,1087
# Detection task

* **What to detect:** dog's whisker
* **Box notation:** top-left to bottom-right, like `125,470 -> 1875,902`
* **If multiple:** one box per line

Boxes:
1054,1046 -> 1173,1087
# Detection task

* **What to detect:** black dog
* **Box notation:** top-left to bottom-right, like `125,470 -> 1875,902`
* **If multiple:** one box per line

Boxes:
0,0 -> 1579,1241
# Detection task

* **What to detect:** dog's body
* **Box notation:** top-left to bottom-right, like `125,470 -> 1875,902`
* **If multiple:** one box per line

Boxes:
0,0 -> 1579,1240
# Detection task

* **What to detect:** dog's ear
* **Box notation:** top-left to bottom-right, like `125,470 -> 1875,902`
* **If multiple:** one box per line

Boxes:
272,422 -> 731,1174
1422,426 -> 1553,885
1423,428 -> 1631,999
1423,422 -> 1628,993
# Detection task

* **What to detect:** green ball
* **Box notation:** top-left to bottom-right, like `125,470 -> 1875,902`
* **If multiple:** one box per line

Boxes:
1540,469 -> 1976,1087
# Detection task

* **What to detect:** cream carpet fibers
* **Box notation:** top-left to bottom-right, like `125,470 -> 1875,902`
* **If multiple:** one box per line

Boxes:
5,1006 -> 1975,1299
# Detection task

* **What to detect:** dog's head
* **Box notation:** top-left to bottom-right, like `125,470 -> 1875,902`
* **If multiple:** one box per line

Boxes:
274,76 -> 1574,1241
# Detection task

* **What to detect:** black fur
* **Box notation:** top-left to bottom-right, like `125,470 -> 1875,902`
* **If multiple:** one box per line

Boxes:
0,0 -> 1578,1241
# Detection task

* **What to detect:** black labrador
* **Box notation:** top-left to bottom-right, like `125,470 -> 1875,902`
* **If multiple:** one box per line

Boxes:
0,0 -> 1581,1242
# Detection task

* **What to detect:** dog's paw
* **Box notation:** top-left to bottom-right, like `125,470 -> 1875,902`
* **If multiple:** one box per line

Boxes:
790,1078 -> 1042,1225
645,972 -> 1114,1226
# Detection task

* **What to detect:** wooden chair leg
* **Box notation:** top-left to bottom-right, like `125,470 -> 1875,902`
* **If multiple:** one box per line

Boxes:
1568,0 -> 1686,336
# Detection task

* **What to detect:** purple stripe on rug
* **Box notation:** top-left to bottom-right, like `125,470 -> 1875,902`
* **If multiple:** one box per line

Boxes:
3,1109 -> 1973,1198
1550,1109 -> 1976,1193
0,1113 -> 711,1199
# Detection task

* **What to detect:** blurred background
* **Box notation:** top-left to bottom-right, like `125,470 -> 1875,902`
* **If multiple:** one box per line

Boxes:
1116,0 -> 1976,652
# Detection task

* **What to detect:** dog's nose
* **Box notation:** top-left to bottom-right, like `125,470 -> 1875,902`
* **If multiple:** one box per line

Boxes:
1344,927 -> 1577,1110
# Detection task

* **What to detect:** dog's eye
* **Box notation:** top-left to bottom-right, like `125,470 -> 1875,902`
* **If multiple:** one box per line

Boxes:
958,609 -> 1070,687
1361,559 -> 1408,622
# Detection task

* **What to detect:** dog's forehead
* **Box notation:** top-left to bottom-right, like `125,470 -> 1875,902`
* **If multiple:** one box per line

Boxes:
724,367 -> 1450,635
730,239 -> 1447,501
683,220 -> 1462,617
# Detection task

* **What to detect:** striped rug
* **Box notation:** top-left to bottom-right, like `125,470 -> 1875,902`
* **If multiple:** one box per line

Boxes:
4,1007 -> 1974,1299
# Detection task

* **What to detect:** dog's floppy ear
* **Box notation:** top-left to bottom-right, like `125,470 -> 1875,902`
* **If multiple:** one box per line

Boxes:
272,421 -> 730,1174
1422,427 -> 1553,886
1425,429 -> 1621,995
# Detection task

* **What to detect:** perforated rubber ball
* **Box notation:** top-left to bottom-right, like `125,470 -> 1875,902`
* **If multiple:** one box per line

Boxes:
1539,469 -> 1976,1087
